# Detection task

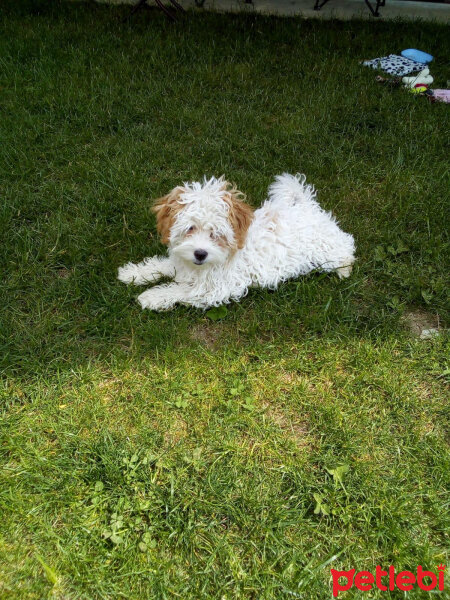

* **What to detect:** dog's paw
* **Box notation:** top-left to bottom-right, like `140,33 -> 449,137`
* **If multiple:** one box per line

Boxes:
137,288 -> 173,311
118,263 -> 142,285
336,264 -> 353,279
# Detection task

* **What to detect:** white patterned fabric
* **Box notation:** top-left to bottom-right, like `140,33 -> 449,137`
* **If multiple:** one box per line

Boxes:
363,54 -> 425,76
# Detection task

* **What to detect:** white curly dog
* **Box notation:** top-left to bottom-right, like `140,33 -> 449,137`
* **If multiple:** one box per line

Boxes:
118,173 -> 355,311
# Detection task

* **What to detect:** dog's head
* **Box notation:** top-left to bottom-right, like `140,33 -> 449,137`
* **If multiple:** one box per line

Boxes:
153,176 -> 253,267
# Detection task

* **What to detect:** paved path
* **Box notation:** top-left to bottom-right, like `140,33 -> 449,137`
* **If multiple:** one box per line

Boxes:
101,0 -> 450,23
185,0 -> 449,22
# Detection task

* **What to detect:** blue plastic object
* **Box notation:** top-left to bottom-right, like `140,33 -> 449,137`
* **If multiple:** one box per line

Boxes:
401,49 -> 433,64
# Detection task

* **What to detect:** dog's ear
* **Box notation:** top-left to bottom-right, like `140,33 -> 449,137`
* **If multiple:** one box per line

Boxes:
222,183 -> 253,249
152,187 -> 185,244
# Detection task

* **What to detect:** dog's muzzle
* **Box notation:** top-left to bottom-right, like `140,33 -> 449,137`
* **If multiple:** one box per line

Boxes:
193,249 -> 208,265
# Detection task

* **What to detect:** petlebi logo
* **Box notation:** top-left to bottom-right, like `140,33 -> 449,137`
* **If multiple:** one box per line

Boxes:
331,564 -> 445,597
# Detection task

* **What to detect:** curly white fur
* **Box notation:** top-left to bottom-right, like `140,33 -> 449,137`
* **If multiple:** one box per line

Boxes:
118,174 -> 355,311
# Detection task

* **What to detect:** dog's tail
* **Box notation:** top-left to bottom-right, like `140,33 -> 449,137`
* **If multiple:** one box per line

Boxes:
267,173 -> 318,208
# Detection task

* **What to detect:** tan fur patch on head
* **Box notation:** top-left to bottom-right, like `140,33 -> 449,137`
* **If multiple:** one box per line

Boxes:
221,181 -> 254,249
152,187 -> 185,244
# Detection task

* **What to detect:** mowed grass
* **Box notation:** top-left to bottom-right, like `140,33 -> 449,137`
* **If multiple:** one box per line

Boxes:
0,1 -> 449,598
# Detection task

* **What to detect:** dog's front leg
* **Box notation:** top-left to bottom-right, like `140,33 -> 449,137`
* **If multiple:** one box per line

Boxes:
118,256 -> 176,286
137,282 -> 191,311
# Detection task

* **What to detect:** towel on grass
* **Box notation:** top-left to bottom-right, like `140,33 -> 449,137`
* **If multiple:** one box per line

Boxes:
363,54 -> 425,76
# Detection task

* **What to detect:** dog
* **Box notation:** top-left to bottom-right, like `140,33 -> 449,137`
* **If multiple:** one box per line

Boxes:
118,173 -> 355,311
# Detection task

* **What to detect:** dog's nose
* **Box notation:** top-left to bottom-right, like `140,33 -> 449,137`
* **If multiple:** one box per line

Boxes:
194,249 -> 208,262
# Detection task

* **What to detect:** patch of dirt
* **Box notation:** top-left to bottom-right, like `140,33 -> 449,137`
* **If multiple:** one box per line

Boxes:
190,323 -> 223,349
97,377 -> 124,403
163,417 -> 188,446
279,370 -> 295,385
267,406 -> 309,448
57,268 -> 71,278
401,309 -> 440,338
98,377 -> 123,390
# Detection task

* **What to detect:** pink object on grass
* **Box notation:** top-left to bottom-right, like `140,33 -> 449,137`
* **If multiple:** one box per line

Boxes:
432,90 -> 450,103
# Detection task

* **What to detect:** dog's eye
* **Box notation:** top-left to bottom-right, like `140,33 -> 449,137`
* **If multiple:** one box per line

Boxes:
187,225 -> 196,233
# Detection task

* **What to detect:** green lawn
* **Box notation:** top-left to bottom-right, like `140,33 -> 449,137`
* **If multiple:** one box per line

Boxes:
0,1 -> 449,598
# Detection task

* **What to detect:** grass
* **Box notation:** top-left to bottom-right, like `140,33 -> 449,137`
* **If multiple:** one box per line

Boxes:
0,1 -> 449,598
